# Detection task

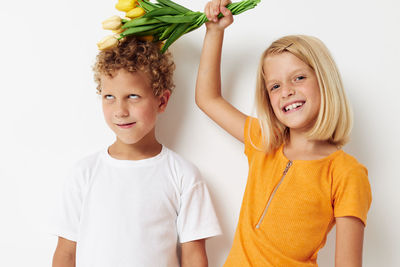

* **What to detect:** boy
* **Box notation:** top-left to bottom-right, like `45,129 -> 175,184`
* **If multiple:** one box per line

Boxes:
51,37 -> 221,267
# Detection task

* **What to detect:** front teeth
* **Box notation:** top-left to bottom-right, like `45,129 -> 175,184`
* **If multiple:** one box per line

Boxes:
284,102 -> 303,112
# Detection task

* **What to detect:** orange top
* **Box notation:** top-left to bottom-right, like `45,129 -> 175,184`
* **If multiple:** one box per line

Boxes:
223,117 -> 372,267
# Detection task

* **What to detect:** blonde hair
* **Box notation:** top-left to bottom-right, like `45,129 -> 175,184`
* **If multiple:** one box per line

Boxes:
254,35 -> 353,152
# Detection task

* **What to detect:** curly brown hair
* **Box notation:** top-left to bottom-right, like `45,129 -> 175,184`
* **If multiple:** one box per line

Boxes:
93,37 -> 175,96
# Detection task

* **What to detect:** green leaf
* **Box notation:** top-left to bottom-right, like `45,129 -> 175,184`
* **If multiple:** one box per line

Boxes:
120,0 -> 262,52
155,14 -> 200,23
138,0 -> 159,12
142,7 -> 181,18
156,0 -> 191,13
132,25 -> 167,37
123,17 -> 161,28
121,23 -> 166,36
161,22 -> 190,53
159,23 -> 179,40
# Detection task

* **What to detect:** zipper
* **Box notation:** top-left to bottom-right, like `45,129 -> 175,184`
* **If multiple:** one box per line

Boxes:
255,160 -> 293,229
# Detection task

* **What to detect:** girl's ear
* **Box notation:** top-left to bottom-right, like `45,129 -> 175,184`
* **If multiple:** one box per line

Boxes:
158,90 -> 171,113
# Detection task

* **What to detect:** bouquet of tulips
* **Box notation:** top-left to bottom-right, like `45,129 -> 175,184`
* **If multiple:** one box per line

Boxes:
98,0 -> 261,53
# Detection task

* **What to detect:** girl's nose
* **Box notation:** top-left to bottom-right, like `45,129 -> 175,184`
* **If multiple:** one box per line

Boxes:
281,84 -> 295,98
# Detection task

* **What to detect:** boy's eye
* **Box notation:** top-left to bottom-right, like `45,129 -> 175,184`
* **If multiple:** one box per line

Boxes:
104,95 -> 115,100
128,94 -> 140,99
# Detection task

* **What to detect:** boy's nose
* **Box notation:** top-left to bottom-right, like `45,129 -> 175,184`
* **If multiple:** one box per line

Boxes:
114,102 -> 129,118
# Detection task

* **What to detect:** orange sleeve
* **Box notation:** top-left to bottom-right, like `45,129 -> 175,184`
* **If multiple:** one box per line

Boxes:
332,165 -> 372,226
244,117 -> 262,156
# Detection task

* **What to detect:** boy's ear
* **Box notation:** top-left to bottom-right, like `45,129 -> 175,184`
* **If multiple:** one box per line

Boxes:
158,90 -> 171,113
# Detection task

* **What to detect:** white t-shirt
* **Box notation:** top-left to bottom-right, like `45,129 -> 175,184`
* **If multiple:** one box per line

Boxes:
51,146 -> 221,267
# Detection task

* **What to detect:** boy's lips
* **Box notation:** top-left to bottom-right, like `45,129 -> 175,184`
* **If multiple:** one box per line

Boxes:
116,122 -> 136,129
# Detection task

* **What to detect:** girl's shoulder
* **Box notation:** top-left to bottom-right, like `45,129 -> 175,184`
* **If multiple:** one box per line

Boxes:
330,150 -> 368,180
332,150 -> 366,168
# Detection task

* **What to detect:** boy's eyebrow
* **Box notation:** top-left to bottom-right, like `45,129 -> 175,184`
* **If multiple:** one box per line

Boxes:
99,88 -> 109,94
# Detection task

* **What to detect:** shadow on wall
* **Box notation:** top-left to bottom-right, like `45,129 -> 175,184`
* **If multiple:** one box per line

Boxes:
203,175 -> 236,266
156,40 -> 262,266
156,38 -> 201,148
156,37 -> 236,266
317,78 -> 383,266
344,80 -> 385,267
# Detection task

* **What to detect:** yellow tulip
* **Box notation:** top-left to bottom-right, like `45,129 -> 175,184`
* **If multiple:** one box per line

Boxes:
97,35 -> 120,50
102,15 -> 122,31
126,7 -> 145,18
115,0 -> 137,12
112,28 -> 125,34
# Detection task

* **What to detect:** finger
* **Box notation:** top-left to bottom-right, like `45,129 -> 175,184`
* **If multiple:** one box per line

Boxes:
205,2 -> 214,21
221,0 -> 231,9
209,3 -> 218,22
220,5 -> 232,17
220,6 -> 233,26
204,2 -> 210,20
206,1 -> 216,22
212,0 -> 221,16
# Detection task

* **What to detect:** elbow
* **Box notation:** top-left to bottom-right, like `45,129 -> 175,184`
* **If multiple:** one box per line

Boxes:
195,93 -> 214,115
195,89 -> 222,112
195,90 -> 206,110
195,94 -> 203,109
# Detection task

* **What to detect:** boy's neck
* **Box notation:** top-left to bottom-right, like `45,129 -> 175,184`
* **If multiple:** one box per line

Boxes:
108,138 -> 163,161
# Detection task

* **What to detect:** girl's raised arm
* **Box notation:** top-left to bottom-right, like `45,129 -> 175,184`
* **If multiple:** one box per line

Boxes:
195,0 -> 247,143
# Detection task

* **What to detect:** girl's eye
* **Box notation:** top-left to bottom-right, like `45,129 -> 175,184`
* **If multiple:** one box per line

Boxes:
270,84 -> 280,91
295,76 -> 306,81
104,95 -> 114,100
128,94 -> 139,99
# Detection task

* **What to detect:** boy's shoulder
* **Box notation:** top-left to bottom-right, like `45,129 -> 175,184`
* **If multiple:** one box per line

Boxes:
70,149 -> 105,172
160,146 -> 209,194
164,147 -> 199,172
163,146 -> 202,182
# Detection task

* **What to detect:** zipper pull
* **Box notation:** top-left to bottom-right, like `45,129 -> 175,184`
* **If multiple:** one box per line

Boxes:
283,160 -> 292,176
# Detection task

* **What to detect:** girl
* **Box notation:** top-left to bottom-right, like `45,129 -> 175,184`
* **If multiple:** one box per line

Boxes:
196,0 -> 372,266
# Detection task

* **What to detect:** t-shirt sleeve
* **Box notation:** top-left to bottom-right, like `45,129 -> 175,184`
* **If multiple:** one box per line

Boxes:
244,116 -> 262,157
332,165 -> 372,226
176,168 -> 222,243
49,164 -> 86,242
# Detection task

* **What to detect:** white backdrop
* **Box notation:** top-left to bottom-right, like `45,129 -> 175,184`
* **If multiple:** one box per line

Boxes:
1,0 -> 399,266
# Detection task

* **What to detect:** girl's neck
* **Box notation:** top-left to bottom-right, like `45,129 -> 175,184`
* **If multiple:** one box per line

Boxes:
284,129 -> 338,161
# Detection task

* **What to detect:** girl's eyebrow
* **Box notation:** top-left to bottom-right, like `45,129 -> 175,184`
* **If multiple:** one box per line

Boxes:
265,79 -> 278,86
288,68 -> 309,76
265,68 -> 310,84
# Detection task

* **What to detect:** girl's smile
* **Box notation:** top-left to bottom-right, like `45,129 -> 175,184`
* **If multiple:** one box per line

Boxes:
282,100 -> 306,113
